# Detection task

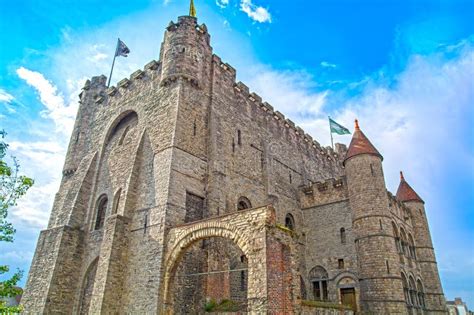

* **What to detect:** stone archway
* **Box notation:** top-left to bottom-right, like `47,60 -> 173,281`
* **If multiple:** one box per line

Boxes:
160,205 -> 297,314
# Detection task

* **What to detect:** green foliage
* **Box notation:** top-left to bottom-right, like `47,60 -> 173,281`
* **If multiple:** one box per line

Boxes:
204,299 -> 217,312
0,130 -> 33,313
204,298 -> 242,312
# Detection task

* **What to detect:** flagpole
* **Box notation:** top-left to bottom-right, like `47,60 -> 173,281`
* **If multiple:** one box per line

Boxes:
107,38 -> 119,88
329,116 -> 334,149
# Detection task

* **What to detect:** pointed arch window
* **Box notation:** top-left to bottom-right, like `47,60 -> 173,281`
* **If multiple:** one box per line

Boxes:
309,266 -> 329,301
392,222 -> 402,253
285,213 -> 295,231
417,279 -> 425,309
94,195 -> 108,230
237,196 -> 251,210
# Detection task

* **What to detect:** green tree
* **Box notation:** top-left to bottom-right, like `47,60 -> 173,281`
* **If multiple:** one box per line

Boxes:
0,130 -> 34,313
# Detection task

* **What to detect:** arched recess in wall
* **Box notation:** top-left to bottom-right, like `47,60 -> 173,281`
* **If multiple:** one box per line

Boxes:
104,110 -> 139,146
78,257 -> 99,315
408,233 -> 416,259
416,279 -> 425,308
161,225 -> 251,313
94,194 -> 108,230
408,275 -> 417,308
401,272 -> 410,307
392,222 -> 402,254
237,197 -> 252,210
285,213 -> 295,231
400,227 -> 408,257
309,266 -> 329,301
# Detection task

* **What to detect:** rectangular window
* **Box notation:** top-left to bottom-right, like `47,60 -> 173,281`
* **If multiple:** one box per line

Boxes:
185,192 -> 205,223
322,280 -> 328,300
338,258 -> 344,269
313,281 -> 321,300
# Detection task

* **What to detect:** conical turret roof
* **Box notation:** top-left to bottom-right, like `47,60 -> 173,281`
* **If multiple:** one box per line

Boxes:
343,120 -> 382,165
396,171 -> 424,203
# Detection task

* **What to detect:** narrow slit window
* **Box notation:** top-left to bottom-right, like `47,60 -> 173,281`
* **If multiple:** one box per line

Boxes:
340,227 -> 346,244
237,130 -> 241,145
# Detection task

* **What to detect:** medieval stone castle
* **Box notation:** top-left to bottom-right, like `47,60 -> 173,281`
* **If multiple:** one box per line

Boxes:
22,9 -> 447,315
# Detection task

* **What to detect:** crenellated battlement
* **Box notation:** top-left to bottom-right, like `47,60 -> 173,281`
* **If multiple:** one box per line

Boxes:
299,176 -> 348,208
229,74 -> 344,164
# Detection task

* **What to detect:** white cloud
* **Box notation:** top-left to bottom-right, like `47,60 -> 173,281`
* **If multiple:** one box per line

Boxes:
240,0 -> 271,23
0,88 -> 14,103
216,0 -> 229,8
9,140 -> 66,229
16,67 -> 78,135
245,66 -> 327,122
320,61 -> 337,68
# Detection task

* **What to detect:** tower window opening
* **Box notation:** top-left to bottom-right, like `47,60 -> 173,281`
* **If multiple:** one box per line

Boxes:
340,227 -> 346,244
232,138 -> 235,153
285,213 -> 295,231
237,130 -> 241,145
193,119 -> 197,136
237,197 -> 251,210
144,214 -> 148,234
338,259 -> 344,269
289,172 -> 292,183
94,195 -> 108,230
370,164 -> 375,176
386,260 -> 390,274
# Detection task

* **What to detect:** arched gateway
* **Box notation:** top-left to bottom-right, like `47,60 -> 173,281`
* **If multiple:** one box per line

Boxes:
160,206 -> 298,314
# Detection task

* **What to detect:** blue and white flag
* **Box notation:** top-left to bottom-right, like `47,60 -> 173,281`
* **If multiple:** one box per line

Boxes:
115,38 -> 130,57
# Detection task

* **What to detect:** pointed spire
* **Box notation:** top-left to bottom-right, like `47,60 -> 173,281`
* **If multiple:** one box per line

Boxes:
189,0 -> 197,17
396,171 -> 424,203
343,119 -> 383,165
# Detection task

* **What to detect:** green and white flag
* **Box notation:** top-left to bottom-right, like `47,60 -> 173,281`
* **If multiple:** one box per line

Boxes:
329,117 -> 350,135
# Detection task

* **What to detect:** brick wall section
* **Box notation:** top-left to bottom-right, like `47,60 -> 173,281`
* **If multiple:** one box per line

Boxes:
266,237 -> 293,313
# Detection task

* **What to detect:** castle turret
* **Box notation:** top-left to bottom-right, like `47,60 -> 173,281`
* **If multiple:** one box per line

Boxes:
159,13 -> 212,87
344,120 -> 406,314
397,172 -> 447,313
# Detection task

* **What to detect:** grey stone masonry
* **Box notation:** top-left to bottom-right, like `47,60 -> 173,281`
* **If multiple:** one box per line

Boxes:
21,13 -> 446,315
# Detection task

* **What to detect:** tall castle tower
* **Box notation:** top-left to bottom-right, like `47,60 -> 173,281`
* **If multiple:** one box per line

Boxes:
344,120 -> 406,313
397,172 -> 447,313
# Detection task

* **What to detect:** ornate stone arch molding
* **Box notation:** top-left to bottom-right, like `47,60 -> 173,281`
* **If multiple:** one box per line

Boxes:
160,205 -> 298,314
333,271 -> 359,285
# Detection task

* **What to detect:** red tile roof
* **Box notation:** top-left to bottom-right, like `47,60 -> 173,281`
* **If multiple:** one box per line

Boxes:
396,171 -> 424,203
343,120 -> 382,165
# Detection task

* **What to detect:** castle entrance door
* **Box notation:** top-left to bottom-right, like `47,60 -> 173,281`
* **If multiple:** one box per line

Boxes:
340,287 -> 356,311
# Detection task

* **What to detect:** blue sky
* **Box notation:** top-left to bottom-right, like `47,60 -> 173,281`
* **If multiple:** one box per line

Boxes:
0,0 -> 473,307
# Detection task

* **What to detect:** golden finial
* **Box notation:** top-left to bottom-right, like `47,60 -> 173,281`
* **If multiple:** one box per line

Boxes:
189,0 -> 197,17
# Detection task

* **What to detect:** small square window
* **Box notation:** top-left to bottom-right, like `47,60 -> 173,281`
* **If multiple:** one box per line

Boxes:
338,258 -> 344,269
